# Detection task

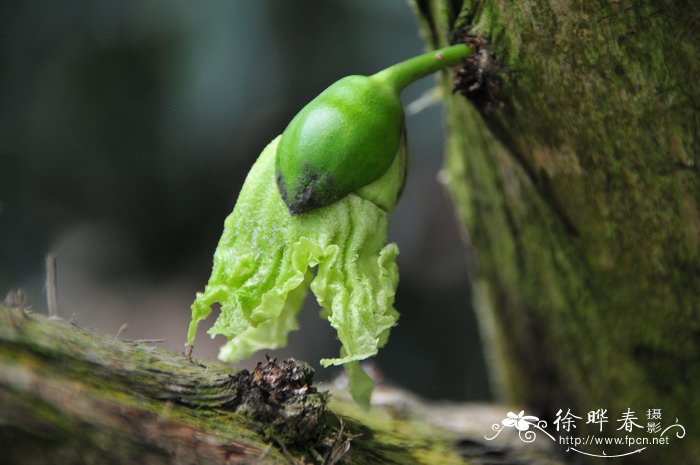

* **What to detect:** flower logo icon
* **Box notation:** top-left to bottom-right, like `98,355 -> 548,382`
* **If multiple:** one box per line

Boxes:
486,410 -> 554,443
502,410 -> 540,431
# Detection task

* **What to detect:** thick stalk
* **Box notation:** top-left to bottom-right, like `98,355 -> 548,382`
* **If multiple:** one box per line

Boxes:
373,44 -> 471,92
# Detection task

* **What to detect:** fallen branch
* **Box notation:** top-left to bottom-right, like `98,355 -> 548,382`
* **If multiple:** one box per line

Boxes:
0,305 -> 562,464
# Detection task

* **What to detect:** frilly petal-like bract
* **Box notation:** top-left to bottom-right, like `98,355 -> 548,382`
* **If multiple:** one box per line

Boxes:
188,136 -> 403,408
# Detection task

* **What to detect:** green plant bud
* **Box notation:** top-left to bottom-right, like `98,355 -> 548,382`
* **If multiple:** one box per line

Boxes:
276,75 -> 403,214
276,44 -> 471,214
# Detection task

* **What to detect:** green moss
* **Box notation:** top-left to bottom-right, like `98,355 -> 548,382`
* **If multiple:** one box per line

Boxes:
415,1 -> 700,463
330,398 -> 468,465
1,307 -> 479,464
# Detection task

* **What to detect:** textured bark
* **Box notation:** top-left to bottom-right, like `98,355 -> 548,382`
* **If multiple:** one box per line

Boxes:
0,305 -> 565,465
413,1 -> 699,464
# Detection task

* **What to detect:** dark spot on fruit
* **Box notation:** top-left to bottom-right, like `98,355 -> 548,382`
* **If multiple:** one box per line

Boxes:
287,164 -> 338,214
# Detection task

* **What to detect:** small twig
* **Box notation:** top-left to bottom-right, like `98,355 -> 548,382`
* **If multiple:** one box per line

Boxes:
185,344 -> 193,361
406,86 -> 442,116
324,412 -> 360,465
45,253 -> 60,320
127,338 -> 166,344
69,312 -> 80,327
115,323 -> 130,339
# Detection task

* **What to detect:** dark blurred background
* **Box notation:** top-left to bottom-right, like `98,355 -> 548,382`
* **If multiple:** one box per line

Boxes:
0,0 -> 489,401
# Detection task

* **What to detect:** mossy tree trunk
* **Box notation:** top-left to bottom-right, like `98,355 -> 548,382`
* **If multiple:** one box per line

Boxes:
413,1 -> 699,463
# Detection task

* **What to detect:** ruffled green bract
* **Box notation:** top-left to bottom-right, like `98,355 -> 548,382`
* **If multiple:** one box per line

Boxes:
188,136 -> 400,408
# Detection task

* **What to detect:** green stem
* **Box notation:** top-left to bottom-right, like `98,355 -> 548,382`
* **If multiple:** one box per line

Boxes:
372,44 -> 472,93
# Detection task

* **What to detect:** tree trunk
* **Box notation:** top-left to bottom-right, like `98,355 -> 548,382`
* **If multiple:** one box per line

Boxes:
0,305 -> 565,465
412,1 -> 699,463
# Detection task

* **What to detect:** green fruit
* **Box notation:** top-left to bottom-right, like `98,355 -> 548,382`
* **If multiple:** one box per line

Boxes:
276,75 -> 403,214
276,44 -> 472,214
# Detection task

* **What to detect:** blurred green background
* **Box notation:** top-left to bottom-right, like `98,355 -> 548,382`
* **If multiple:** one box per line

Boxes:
1,0 -> 489,400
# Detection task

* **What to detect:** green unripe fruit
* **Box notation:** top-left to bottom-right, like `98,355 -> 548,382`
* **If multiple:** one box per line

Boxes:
276,76 -> 403,214
276,44 -> 472,214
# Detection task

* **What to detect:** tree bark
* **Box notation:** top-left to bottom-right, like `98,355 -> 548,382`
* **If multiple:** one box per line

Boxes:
0,305 -> 565,464
412,1 -> 699,463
